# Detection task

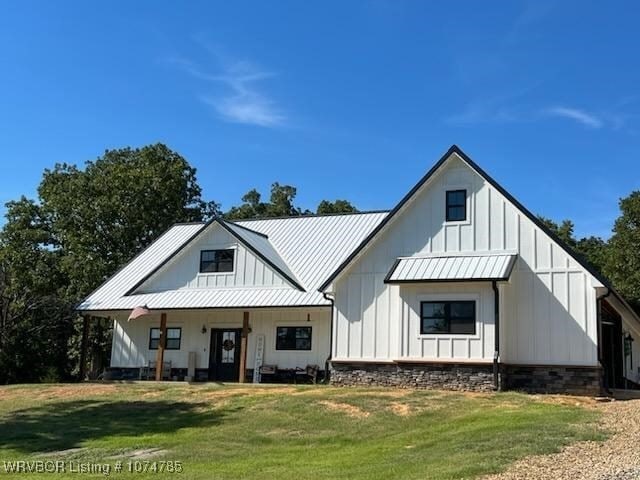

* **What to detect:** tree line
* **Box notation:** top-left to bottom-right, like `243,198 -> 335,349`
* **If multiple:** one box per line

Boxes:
0,143 -> 638,384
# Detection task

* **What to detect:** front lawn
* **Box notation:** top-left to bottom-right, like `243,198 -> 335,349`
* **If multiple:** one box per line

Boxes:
0,383 -> 603,479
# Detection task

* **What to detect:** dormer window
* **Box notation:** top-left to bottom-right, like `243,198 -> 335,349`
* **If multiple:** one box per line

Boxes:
446,189 -> 466,222
200,249 -> 235,273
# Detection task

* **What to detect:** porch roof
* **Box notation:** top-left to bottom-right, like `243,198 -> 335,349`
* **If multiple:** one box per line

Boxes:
384,253 -> 518,284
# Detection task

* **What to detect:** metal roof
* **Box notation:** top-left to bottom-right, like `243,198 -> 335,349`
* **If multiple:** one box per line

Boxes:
219,220 -> 305,291
78,211 -> 388,311
384,253 -> 518,283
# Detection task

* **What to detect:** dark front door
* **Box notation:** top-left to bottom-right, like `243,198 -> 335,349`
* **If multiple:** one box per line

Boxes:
209,328 -> 242,381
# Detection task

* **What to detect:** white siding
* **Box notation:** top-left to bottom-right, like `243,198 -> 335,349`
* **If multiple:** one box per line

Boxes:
140,223 -> 288,292
332,153 -> 599,366
110,308 -> 330,371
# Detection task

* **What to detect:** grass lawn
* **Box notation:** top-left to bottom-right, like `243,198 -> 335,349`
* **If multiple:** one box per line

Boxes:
0,383 -> 604,479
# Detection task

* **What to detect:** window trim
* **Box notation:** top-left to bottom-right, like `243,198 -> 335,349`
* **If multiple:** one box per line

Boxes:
149,327 -> 182,350
417,293 -> 480,339
199,248 -> 236,274
445,189 -> 467,222
275,326 -> 313,351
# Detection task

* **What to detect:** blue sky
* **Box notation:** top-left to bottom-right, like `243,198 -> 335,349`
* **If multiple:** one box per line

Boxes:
1,1 -> 639,238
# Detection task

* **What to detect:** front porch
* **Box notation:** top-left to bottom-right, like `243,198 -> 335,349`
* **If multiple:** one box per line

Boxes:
90,306 -> 331,383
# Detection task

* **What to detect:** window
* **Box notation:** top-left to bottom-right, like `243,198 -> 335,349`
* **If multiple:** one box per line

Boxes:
200,249 -> 234,273
446,189 -> 467,222
149,327 -> 182,350
420,301 -> 475,335
276,327 -> 312,350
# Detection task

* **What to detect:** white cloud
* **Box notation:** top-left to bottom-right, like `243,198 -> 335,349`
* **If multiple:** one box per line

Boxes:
168,56 -> 286,128
545,106 -> 603,129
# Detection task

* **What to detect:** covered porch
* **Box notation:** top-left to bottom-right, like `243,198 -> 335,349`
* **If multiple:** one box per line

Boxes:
83,306 -> 331,383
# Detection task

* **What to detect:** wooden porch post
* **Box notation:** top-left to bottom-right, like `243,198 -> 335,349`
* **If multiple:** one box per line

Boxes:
239,311 -> 249,383
155,313 -> 167,381
78,315 -> 90,381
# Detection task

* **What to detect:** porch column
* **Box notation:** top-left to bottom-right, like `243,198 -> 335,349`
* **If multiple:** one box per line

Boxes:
239,311 -> 249,383
155,312 -> 167,381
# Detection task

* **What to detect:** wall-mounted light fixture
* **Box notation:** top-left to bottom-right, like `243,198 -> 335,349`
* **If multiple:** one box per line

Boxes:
201,325 -> 207,334
307,313 -> 311,322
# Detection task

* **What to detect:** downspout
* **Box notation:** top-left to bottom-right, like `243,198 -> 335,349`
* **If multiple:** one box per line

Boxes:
597,288 -> 612,395
492,281 -> 501,391
323,292 -> 335,384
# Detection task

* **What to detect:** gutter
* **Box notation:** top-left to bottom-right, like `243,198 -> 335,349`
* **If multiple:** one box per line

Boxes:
323,292 -> 335,384
597,287 -> 612,395
492,280 -> 501,391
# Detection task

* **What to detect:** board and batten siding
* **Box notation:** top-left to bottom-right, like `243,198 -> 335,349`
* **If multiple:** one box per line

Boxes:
139,223 -> 289,292
331,153 -> 599,366
110,308 -> 330,371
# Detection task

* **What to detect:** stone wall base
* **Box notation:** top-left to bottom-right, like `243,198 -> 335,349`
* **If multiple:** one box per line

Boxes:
501,364 -> 601,395
330,362 -> 496,392
330,362 -> 602,395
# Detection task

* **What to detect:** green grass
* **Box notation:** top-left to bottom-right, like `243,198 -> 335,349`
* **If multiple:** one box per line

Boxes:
0,383 -> 605,479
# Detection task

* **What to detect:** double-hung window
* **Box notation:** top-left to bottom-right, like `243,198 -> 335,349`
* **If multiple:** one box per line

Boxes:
149,327 -> 182,350
276,327 -> 312,350
446,190 -> 467,222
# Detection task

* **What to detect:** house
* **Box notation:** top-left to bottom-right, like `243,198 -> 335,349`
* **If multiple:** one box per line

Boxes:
78,145 -> 640,394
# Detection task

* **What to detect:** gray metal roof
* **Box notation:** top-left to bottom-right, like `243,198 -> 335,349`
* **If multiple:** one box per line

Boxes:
385,253 -> 518,283
78,212 -> 388,311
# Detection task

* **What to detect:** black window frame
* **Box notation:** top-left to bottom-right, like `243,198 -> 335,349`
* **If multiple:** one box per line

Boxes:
275,326 -> 313,351
420,301 -> 476,335
149,327 -> 182,350
446,189 -> 467,222
199,249 -> 235,274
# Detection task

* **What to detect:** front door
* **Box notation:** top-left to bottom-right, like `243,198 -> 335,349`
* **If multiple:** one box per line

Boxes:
209,328 -> 242,381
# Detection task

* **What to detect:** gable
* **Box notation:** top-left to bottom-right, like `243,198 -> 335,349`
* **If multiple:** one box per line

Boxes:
134,222 -> 295,293
321,146 -> 605,291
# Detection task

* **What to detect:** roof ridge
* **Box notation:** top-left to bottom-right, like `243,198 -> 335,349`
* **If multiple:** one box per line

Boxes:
233,210 -> 390,222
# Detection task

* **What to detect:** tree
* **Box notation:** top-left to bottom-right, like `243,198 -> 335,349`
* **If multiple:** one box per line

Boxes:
225,183 -> 309,219
316,199 -> 358,215
606,191 -> 640,308
0,143 -> 217,382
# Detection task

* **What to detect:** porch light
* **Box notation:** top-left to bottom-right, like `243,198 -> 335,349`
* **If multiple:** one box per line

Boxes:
201,325 -> 207,334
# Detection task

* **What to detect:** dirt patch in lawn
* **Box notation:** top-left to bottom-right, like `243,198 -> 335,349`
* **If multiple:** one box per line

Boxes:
388,402 -> 412,416
318,400 -> 370,418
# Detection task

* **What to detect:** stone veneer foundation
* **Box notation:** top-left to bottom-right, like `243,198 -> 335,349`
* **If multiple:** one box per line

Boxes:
501,364 -> 601,395
330,362 -> 496,392
330,362 -> 602,395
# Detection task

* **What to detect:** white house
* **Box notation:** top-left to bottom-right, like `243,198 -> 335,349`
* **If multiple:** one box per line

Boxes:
78,145 -> 640,393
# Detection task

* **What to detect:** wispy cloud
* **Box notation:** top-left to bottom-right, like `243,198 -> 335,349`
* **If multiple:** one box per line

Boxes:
544,106 -> 603,128
167,53 -> 286,128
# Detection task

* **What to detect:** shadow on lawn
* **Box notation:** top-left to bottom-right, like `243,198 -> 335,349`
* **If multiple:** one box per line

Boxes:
0,400 -> 226,453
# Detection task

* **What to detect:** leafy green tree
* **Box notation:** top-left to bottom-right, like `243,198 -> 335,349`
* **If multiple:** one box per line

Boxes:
316,199 -> 358,215
0,143 -> 217,382
225,183 -> 310,219
606,191 -> 640,308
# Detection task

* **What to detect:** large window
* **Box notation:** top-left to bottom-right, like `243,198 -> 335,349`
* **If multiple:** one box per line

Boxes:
200,249 -> 234,273
420,301 -> 476,335
149,327 -> 182,350
276,326 -> 312,351
446,189 -> 467,222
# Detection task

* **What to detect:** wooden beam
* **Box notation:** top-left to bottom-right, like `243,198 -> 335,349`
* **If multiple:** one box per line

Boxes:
78,315 -> 90,381
239,311 -> 249,383
155,313 -> 167,381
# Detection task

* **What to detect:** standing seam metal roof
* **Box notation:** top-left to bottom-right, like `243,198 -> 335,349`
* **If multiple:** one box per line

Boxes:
77,212 -> 389,311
